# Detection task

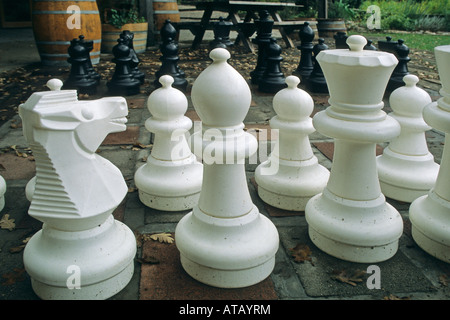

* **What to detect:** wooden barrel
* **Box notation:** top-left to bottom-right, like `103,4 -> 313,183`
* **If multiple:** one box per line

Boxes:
152,0 -> 180,38
32,0 -> 101,66
101,23 -> 148,54
317,19 -> 346,38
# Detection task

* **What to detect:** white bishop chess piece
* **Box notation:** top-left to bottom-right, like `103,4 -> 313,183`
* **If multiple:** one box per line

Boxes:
255,75 -> 329,211
377,74 -> 439,203
410,45 -> 450,263
134,75 -> 203,211
305,35 -> 404,263
175,48 -> 279,288
19,79 -> 136,299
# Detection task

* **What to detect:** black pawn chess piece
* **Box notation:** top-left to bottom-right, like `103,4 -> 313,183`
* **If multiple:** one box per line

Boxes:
294,21 -> 315,80
107,37 -> 141,96
64,38 -> 98,94
306,38 -> 328,94
364,39 -> 377,50
154,37 -> 187,92
258,38 -> 287,94
121,30 -> 145,84
210,17 -> 234,48
387,39 -> 410,91
78,35 -> 100,83
334,31 -> 348,49
250,10 -> 274,85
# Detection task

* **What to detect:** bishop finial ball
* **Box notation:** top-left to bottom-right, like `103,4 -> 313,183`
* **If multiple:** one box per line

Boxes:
46,79 -> 63,91
159,74 -> 175,88
403,74 -> 419,87
210,47 -> 231,63
347,35 -> 367,52
285,75 -> 301,89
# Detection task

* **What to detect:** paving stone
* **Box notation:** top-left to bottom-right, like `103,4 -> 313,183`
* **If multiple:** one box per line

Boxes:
0,153 -> 35,181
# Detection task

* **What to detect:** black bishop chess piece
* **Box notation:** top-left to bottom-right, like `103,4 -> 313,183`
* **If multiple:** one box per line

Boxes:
107,37 -> 141,96
364,39 -> 377,50
154,20 -> 187,91
78,35 -> 100,84
294,21 -> 315,80
250,10 -> 273,85
387,39 -> 410,91
210,16 -> 234,49
306,38 -> 328,94
378,36 -> 397,54
258,38 -> 287,94
64,37 -> 98,94
121,30 -> 145,84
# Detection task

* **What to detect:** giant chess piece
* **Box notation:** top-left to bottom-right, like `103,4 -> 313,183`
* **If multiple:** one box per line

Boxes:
135,75 -> 203,211
0,175 -> 5,212
210,16 -> 234,48
63,38 -> 98,94
250,10 -> 273,85
78,35 -> 100,84
364,39 -> 377,51
410,45 -> 450,263
121,30 -> 145,84
306,38 -> 328,94
377,74 -> 439,202
258,38 -> 286,93
305,35 -> 403,263
294,22 -> 315,80
19,80 -> 136,299
387,39 -> 410,91
175,48 -> 279,288
255,75 -> 329,211
107,37 -> 141,96
334,31 -> 348,49
160,19 -> 185,79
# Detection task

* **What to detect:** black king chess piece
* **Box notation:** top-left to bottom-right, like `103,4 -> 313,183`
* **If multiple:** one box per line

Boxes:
258,37 -> 287,94
64,37 -> 98,94
294,21 -> 315,80
107,37 -> 141,96
306,38 -> 328,94
121,30 -> 145,84
250,10 -> 273,85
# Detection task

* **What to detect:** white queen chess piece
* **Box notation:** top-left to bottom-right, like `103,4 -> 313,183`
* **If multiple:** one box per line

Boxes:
255,75 -> 329,211
377,74 -> 439,203
134,75 -> 203,211
175,48 -> 279,288
20,79 -> 136,299
410,45 -> 450,263
305,35 -> 404,263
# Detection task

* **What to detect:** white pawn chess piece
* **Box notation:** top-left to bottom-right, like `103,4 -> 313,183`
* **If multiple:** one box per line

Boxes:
255,75 -> 329,211
19,82 -> 136,299
305,35 -> 403,263
175,48 -> 279,288
377,74 -> 439,203
134,75 -> 203,211
25,79 -> 63,202
0,176 -> 6,211
410,45 -> 450,263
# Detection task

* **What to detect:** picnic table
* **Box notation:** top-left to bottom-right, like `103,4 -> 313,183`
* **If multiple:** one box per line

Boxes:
179,0 -> 304,53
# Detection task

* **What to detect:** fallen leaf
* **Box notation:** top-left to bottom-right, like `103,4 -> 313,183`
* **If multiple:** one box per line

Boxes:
149,232 -> 174,244
290,243 -> 313,264
330,269 -> 366,286
1,268 -> 26,285
383,294 -> 411,300
9,237 -> 30,253
439,274 -> 448,287
0,214 -> 15,231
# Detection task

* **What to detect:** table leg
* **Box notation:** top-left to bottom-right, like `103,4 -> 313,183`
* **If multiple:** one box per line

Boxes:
192,8 -> 213,50
270,12 -> 294,48
230,12 -> 255,53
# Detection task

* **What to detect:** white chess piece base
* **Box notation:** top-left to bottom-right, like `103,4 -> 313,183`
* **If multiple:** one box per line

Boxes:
23,215 -> 136,300
377,148 -> 439,202
175,205 -> 278,288
135,155 -> 203,211
410,190 -> 450,263
306,189 -> 402,262
256,157 -> 329,211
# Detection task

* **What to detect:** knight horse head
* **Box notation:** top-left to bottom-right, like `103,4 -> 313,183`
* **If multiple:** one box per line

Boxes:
19,82 -> 129,226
